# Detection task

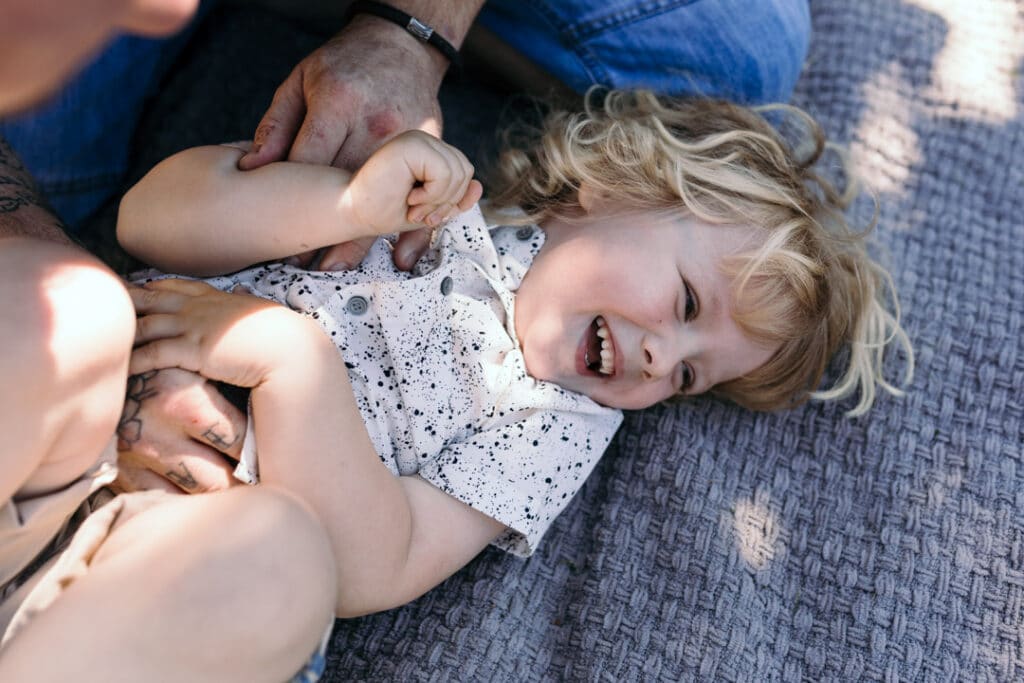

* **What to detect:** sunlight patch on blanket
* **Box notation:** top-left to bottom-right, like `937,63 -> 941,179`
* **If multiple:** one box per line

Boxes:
852,63 -> 921,198
731,496 -> 780,571
907,0 -> 1023,122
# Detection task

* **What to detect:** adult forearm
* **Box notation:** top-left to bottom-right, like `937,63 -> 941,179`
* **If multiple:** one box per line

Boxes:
118,146 -> 367,276
0,136 -> 74,245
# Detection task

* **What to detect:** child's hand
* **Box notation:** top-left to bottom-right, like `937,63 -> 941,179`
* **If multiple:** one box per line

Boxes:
129,279 -> 316,388
344,130 -> 483,236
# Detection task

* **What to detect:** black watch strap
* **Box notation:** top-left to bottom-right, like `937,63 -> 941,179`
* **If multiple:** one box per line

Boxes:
349,1 -> 463,72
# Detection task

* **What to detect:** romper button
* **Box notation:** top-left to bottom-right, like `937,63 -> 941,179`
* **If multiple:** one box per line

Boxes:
346,295 -> 368,315
440,276 -> 453,295
515,226 -> 534,241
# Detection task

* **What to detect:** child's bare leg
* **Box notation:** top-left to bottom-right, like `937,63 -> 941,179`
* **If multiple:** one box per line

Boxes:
0,238 -> 134,502
0,485 -> 337,682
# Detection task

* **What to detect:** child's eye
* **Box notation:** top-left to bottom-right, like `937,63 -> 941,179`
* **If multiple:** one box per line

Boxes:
680,362 -> 695,391
683,281 -> 698,321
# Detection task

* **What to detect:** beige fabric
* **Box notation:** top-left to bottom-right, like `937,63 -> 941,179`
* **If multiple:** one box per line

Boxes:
0,439 -> 118,640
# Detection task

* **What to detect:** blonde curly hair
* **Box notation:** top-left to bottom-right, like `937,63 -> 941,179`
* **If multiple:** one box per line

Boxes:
485,89 -> 913,415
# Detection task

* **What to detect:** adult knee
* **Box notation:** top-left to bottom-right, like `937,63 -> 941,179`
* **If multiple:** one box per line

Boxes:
479,0 -> 812,103
2,239 -> 134,390
0,239 -> 134,491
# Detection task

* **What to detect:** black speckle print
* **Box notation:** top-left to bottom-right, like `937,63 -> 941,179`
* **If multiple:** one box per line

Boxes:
140,205 -> 621,557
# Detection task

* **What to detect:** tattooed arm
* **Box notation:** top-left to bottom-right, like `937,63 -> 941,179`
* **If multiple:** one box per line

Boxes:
0,135 -> 74,245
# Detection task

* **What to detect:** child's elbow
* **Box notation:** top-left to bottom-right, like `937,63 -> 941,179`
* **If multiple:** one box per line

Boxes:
333,580 -> 417,619
331,557 -> 432,619
116,187 -> 146,257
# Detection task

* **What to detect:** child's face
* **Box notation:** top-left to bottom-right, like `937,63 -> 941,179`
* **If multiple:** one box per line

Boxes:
514,208 -> 777,410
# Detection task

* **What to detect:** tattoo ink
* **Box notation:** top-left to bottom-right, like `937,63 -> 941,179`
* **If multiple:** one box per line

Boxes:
0,135 -> 74,241
117,370 -> 159,450
165,462 -> 198,491
201,424 -> 239,451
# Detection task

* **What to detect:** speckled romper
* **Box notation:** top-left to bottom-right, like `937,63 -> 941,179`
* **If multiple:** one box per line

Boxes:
184,205 -> 622,557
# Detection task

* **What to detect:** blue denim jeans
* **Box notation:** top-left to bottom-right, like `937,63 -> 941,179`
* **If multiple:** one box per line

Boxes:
479,0 -> 810,103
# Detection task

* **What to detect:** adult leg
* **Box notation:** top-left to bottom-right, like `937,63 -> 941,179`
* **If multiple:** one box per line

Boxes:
477,0 -> 812,103
0,238 -> 134,503
0,486 -> 337,682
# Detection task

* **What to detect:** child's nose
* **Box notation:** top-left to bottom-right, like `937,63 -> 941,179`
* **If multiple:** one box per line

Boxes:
641,332 -> 683,380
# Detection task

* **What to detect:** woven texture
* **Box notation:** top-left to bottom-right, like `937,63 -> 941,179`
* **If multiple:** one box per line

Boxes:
95,1 -> 1024,680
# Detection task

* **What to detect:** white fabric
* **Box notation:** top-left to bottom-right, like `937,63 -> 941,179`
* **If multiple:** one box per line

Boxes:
151,206 -> 622,556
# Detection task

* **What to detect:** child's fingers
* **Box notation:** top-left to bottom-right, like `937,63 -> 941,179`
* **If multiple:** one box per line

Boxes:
424,204 -> 454,227
129,278 -> 213,314
129,337 -> 201,376
406,185 -> 433,207
129,284 -> 189,315
144,278 -> 214,295
412,178 -> 482,225
409,143 -> 474,207
458,179 -> 484,211
134,313 -> 184,346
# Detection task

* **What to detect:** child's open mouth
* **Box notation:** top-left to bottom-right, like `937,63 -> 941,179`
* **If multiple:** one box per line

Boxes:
584,316 -> 616,376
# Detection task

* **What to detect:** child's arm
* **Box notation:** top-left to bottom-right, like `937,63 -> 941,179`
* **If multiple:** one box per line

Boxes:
129,280 -> 505,616
118,131 -> 481,277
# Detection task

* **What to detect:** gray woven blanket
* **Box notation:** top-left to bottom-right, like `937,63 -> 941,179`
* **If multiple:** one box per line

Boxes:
94,1 -> 1024,680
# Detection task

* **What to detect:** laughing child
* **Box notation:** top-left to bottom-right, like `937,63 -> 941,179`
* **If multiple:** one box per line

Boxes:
117,89 -> 912,617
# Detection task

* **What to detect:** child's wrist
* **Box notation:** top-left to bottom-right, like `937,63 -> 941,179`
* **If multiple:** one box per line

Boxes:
338,182 -> 380,239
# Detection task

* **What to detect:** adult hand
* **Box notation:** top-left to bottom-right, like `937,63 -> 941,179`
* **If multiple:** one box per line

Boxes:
115,368 -> 246,494
238,15 -> 451,271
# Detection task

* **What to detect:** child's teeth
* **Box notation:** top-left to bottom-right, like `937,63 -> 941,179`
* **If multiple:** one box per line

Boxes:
594,316 -> 614,375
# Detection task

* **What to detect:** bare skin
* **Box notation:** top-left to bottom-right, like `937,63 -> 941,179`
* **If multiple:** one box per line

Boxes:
115,1 -> 490,493
117,134 -> 498,616
0,2 -> 337,677
238,0 -> 484,272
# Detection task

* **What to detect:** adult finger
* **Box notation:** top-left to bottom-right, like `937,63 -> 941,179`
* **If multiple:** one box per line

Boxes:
120,369 -> 248,458
283,248 -> 320,268
112,456 -> 186,495
180,404 -> 247,462
330,124 -> 380,172
392,228 -> 432,271
117,369 -> 247,486
318,236 -> 376,271
238,67 -> 308,171
288,105 -> 351,166
118,444 -> 239,494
